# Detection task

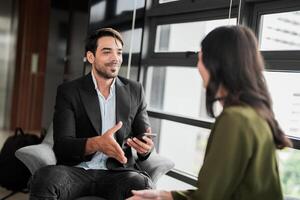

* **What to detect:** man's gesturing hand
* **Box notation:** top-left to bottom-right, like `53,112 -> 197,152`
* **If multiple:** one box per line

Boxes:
86,121 -> 127,164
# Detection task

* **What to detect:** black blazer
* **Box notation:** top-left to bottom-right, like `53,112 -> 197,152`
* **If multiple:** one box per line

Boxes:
53,73 -> 151,168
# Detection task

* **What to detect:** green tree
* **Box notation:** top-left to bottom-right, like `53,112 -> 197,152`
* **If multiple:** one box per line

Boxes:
279,149 -> 300,198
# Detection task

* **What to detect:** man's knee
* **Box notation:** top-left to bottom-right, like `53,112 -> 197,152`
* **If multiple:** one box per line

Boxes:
29,165 -> 71,199
31,165 -> 69,187
126,171 -> 153,190
121,171 -> 153,198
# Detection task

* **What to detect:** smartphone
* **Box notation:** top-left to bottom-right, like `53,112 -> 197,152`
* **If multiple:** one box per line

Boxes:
134,133 -> 157,143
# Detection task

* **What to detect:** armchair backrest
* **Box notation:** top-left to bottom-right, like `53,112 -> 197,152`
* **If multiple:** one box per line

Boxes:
42,123 -> 54,147
15,124 -> 57,175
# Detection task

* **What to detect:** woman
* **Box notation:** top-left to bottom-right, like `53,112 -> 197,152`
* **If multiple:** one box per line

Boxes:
127,25 -> 291,200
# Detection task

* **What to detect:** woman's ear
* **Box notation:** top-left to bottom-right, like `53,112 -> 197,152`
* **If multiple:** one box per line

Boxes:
86,51 -> 95,64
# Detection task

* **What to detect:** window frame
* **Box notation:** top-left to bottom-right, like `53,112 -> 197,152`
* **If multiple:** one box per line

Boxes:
140,1 -> 239,184
87,0 -> 300,189
140,0 -> 300,186
251,0 -> 300,148
252,0 -> 300,70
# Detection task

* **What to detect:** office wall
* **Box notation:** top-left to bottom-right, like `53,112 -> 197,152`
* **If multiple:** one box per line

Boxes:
41,9 -> 68,129
41,7 -> 88,129
41,9 -> 88,129
10,0 -> 50,131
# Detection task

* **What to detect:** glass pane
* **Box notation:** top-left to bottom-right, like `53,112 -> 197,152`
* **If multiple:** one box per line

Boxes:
278,148 -> 300,199
120,28 -> 143,53
116,0 -> 145,15
150,117 -> 210,176
264,71 -> 300,138
259,10 -> 300,51
90,1 -> 106,24
119,65 -> 138,81
145,66 -> 212,121
159,0 -> 180,3
156,175 -> 196,190
155,18 -> 237,52
0,1 -> 15,128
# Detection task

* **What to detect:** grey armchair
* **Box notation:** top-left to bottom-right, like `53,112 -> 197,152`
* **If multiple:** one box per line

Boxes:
15,124 -> 174,200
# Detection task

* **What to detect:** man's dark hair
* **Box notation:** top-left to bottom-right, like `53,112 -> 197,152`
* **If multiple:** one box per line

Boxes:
85,28 -> 124,55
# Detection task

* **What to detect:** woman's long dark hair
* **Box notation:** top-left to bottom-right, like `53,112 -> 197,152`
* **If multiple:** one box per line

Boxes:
201,25 -> 292,149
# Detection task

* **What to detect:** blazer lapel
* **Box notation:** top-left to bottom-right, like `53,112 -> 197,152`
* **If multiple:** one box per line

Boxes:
78,73 -> 102,135
115,77 -> 130,144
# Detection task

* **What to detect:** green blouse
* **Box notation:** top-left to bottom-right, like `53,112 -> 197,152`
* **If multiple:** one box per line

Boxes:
172,106 -> 283,200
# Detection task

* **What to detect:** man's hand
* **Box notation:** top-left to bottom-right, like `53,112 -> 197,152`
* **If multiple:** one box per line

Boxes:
86,121 -> 127,164
126,189 -> 173,200
126,127 -> 154,155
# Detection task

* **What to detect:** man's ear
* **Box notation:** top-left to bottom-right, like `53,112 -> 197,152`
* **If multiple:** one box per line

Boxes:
86,51 -> 95,64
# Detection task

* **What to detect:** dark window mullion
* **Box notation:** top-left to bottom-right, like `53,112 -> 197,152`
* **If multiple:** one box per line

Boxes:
262,51 -> 300,61
142,57 -> 197,67
143,52 -> 198,67
252,0 -> 300,36
92,10 -> 145,30
264,60 -> 300,71
167,170 -> 198,187
289,137 -> 300,149
152,8 -> 238,26
148,110 -> 213,129
148,0 -> 240,17
123,53 -> 140,66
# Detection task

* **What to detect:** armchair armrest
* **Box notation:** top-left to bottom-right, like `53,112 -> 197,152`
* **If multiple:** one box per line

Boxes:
15,143 -> 57,175
136,151 -> 174,185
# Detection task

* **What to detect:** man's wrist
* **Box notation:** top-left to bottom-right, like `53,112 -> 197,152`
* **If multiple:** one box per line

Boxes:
137,149 -> 152,161
85,136 -> 100,155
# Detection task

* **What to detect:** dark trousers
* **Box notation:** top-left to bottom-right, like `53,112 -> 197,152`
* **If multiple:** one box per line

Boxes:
29,165 -> 153,200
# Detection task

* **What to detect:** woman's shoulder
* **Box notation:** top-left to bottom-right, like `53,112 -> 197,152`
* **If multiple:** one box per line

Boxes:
219,105 -> 270,132
221,105 -> 260,121
215,105 -> 272,144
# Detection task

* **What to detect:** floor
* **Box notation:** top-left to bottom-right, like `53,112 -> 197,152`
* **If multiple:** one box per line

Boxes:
0,187 -> 28,200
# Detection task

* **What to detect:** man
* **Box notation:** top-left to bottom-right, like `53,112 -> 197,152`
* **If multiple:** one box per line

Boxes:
29,28 -> 154,200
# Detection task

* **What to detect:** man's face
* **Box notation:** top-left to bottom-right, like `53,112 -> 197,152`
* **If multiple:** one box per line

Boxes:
88,36 -> 123,79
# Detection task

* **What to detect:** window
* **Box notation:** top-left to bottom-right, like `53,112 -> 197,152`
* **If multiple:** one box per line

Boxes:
145,66 -> 210,120
254,3 -> 300,198
254,3 -> 300,140
118,65 -> 139,80
119,28 -> 143,80
89,1 -> 106,23
150,117 -> 210,177
116,0 -> 145,15
143,13 -> 238,178
156,175 -> 196,190
120,29 -> 143,53
89,0 -> 300,195
155,18 -> 237,52
259,10 -> 300,51
264,71 -> 300,138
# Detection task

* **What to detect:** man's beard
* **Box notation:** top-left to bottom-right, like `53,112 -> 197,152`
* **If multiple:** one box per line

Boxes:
94,63 -> 120,79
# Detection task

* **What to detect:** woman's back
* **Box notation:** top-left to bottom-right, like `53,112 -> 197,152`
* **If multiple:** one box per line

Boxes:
172,105 -> 283,200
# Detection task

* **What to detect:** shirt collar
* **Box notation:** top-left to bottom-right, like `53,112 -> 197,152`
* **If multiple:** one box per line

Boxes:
91,71 -> 116,96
